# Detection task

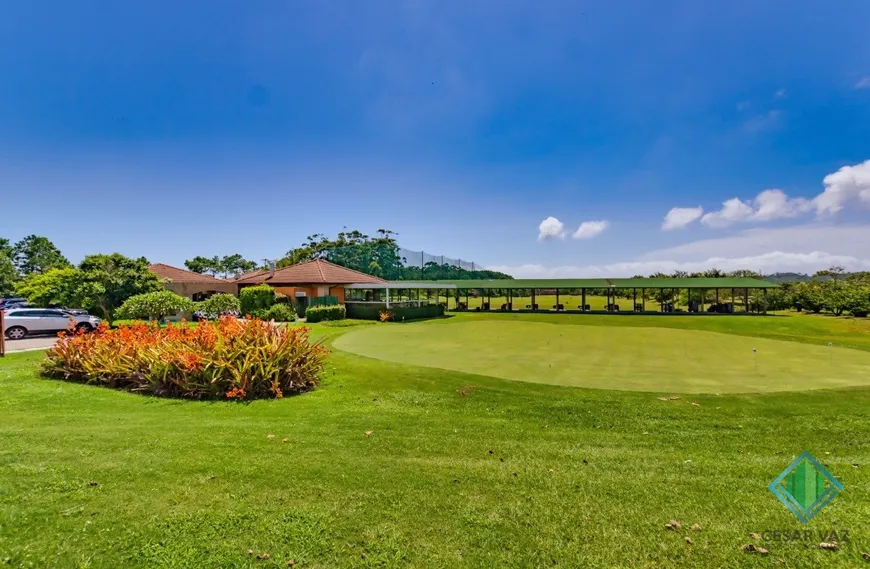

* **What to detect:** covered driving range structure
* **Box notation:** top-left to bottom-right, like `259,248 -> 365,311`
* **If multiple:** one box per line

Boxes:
423,277 -> 780,314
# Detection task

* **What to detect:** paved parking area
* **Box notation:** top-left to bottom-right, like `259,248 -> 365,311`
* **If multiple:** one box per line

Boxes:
3,336 -> 58,353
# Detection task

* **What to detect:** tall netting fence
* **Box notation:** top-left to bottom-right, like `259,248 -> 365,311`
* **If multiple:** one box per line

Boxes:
398,248 -> 480,278
314,243 -> 504,281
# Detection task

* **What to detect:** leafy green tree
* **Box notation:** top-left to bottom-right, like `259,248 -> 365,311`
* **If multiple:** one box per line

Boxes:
219,254 -> 258,278
184,255 -> 222,276
185,254 -> 258,278
814,266 -> 846,281
14,267 -> 81,307
196,293 -> 241,316
847,285 -> 870,317
117,291 -> 196,321
11,235 -> 69,275
76,254 -> 163,322
0,256 -> 17,297
0,239 -> 16,296
819,280 -> 851,315
0,238 -> 11,258
276,228 -> 513,281
789,281 -> 825,313
727,269 -> 763,279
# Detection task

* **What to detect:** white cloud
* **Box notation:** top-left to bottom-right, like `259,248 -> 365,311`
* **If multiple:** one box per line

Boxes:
774,88 -> 787,99
751,189 -> 811,220
487,251 -> 870,279
662,206 -> 704,230
700,189 -> 811,228
642,224 -> 870,262
855,77 -> 870,89
572,220 -> 610,239
537,216 -> 566,241
700,198 -> 755,228
812,159 -> 870,215
490,223 -> 870,279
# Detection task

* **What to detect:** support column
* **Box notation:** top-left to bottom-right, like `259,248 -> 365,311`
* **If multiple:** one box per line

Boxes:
633,288 -> 637,312
532,289 -> 536,311
386,287 -> 390,309
763,288 -> 768,315
745,288 -> 750,313
556,288 -> 560,311
642,288 -> 646,312
581,288 -> 586,312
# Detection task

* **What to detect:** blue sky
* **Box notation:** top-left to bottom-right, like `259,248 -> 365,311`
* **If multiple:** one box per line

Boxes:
2,0 -> 870,276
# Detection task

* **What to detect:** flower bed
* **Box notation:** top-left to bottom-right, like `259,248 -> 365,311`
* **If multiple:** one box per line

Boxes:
42,317 -> 328,400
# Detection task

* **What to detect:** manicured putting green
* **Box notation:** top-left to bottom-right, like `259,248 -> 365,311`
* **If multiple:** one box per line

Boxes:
334,320 -> 870,393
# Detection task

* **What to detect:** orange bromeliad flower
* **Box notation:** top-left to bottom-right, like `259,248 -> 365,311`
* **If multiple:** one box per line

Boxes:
41,316 -> 328,401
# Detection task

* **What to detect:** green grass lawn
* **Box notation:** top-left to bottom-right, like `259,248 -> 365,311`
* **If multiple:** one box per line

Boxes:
2,313 -> 870,567
334,318 -> 870,393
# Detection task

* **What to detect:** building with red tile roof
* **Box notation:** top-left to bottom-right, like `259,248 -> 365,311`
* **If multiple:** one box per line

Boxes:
235,259 -> 387,309
149,263 -> 238,300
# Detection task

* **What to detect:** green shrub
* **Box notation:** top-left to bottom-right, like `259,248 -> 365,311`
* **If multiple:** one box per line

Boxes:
261,303 -> 296,322
196,293 -> 241,316
305,304 -> 346,323
116,291 -> 196,321
240,284 -> 276,316
43,318 -> 328,400
345,304 -> 444,321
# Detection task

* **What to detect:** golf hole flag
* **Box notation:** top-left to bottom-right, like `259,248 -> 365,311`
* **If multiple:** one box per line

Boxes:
768,451 -> 843,524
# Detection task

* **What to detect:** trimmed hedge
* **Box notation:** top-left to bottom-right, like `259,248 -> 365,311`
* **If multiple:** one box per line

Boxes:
260,303 -> 296,322
240,284 -> 275,316
306,304 -> 347,323
345,304 -> 444,321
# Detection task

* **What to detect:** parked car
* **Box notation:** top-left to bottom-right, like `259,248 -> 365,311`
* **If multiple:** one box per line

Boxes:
0,297 -> 27,310
2,308 -> 102,340
2,302 -> 34,311
47,305 -> 90,316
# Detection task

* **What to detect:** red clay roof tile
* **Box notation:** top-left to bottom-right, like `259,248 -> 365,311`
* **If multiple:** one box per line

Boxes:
235,259 -> 388,285
149,263 -> 234,285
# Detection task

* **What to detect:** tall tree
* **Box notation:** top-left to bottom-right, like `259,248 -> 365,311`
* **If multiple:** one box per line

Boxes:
14,267 -> 81,307
219,254 -> 258,278
0,254 -> 16,297
814,266 -> 846,281
0,238 -> 16,295
184,255 -> 222,276
76,254 -> 163,322
11,235 -> 70,276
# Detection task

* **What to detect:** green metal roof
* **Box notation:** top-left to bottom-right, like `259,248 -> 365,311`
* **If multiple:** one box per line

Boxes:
411,277 -> 779,289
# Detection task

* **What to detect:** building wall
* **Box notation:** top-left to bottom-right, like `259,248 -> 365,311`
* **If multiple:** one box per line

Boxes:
329,286 -> 346,303
270,285 -> 345,302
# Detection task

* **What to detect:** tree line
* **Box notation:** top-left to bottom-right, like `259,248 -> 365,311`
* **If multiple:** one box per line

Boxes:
1,235 -> 163,322
184,254 -> 259,279
273,228 -> 512,281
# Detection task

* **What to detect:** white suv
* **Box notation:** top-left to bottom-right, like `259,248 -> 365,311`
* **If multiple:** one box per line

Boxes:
3,308 -> 102,340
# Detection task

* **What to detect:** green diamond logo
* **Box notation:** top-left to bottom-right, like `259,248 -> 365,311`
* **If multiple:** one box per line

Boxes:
769,451 -> 843,524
